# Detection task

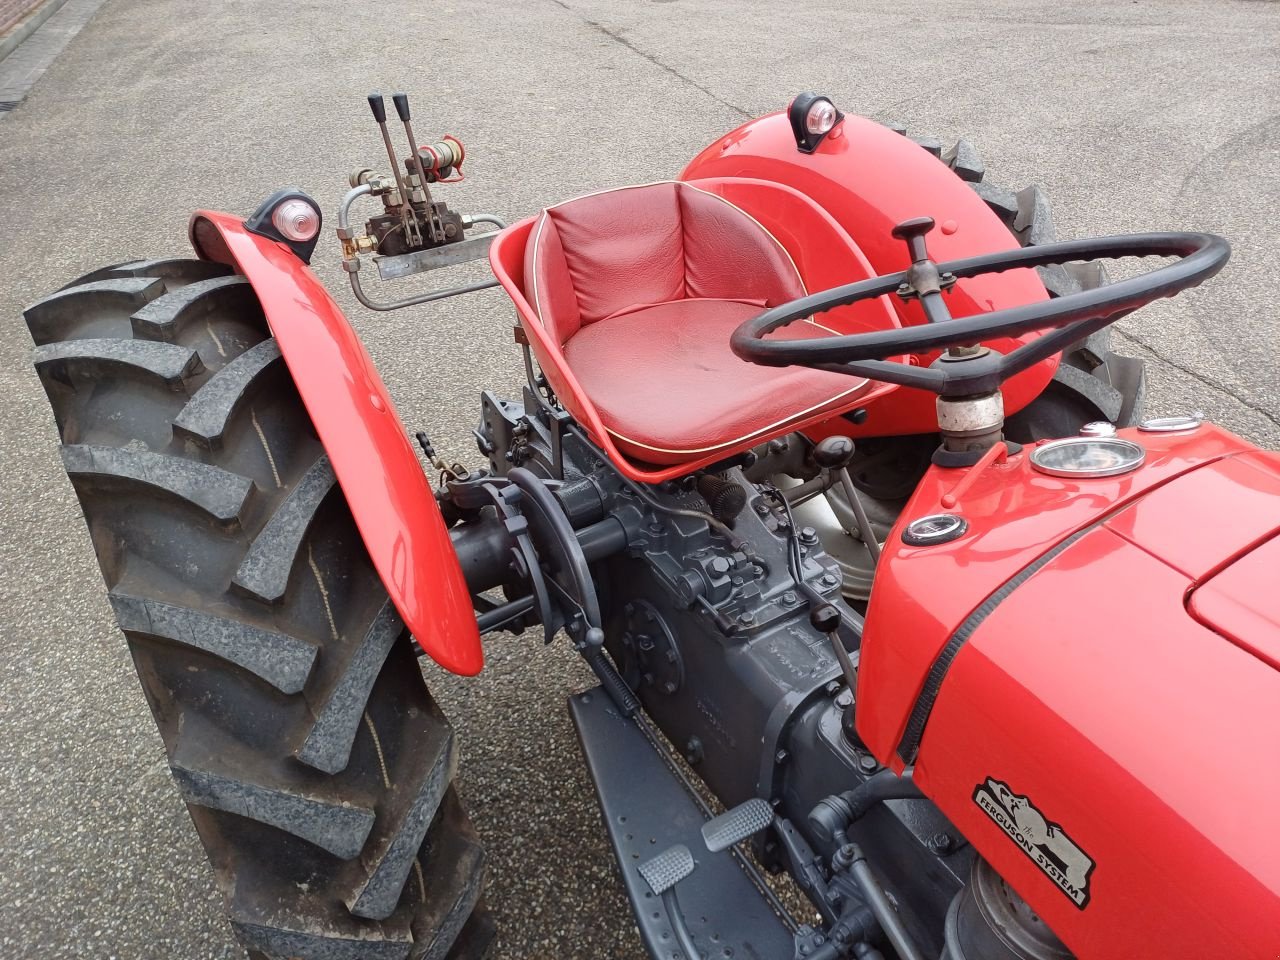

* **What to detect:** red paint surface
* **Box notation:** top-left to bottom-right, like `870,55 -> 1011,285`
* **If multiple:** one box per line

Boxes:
189,212 -> 483,675
1191,532 -> 1280,670
490,176 -> 899,482
857,423 -> 1280,957
681,111 -> 1059,438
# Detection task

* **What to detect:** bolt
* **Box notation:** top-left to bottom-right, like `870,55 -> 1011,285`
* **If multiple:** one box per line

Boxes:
739,611 -> 756,626
822,573 -> 839,587
663,681 -> 677,694
835,689 -> 853,709
799,526 -> 819,545
709,557 -> 731,577
774,749 -> 789,765
782,591 -> 798,606
858,753 -> 878,773
755,501 -> 770,515
665,650 -> 677,663
927,832 -> 953,856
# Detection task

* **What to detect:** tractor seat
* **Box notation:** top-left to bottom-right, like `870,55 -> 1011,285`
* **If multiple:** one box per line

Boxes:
522,181 -> 872,465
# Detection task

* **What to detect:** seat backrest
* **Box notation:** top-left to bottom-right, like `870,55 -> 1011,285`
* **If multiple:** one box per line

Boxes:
524,181 -> 806,345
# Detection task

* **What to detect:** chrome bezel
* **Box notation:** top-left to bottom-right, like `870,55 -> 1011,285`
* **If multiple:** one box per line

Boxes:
902,513 -> 968,546
1029,436 -> 1145,479
1079,421 -> 1117,438
1138,414 -> 1203,434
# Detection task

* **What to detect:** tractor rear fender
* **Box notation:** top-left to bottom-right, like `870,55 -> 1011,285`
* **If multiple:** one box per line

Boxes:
681,111 -> 1057,437
189,210 -> 483,675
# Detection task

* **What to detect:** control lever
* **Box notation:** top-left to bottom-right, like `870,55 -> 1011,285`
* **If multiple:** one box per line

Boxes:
392,92 -> 443,243
367,92 -> 409,204
813,436 -> 881,565
638,845 -> 703,960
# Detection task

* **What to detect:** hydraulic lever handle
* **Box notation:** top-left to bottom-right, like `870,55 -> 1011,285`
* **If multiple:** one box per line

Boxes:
392,92 -> 411,121
368,91 -> 411,208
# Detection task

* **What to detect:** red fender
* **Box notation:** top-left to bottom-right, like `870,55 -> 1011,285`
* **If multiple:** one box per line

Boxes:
189,211 -> 483,675
681,111 -> 1058,438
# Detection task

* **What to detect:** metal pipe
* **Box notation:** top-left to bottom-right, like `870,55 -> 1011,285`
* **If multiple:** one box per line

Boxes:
338,183 -> 373,232
661,888 -> 703,960
463,213 -> 507,229
838,469 -> 882,565
347,268 -> 499,312
475,595 -> 535,633
846,849 -> 927,960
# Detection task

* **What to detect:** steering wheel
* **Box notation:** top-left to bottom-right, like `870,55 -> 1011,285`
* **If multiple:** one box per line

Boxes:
731,217 -> 1230,397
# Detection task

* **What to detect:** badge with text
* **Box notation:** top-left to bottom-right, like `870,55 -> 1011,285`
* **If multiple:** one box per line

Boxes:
973,777 -> 1095,908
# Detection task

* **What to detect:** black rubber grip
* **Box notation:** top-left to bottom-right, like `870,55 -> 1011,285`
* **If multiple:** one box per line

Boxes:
392,92 -> 410,121
367,92 -> 386,123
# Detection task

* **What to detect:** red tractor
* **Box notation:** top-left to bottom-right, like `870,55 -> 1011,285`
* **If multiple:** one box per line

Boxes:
25,90 -> 1280,960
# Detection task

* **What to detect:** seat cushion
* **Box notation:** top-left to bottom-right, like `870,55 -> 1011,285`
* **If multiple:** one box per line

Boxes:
563,298 -> 870,464
526,181 -> 806,345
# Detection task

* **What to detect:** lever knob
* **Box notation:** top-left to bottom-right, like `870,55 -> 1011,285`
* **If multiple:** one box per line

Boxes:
367,92 -> 386,123
812,435 -> 856,469
392,92 -> 411,121
891,216 -> 936,263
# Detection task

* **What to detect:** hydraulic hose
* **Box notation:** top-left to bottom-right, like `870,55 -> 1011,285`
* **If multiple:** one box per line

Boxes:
808,769 -> 921,846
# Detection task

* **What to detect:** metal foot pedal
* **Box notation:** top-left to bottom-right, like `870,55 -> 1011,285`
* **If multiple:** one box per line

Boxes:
569,687 -> 793,960
639,845 -> 702,960
701,798 -> 774,852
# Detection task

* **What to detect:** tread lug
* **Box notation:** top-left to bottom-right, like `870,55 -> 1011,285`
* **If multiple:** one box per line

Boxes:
942,138 -> 985,182
61,443 -> 252,523
172,714 -> 375,859
130,275 -> 259,342
33,337 -> 203,386
109,592 -> 318,694
1014,184 -> 1056,246
347,723 -> 457,920
24,278 -> 165,345
173,338 -> 282,446
972,180 -> 1019,226
296,599 -> 402,774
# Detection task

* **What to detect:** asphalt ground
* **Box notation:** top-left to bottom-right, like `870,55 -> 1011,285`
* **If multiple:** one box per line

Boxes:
0,1 -> 1277,957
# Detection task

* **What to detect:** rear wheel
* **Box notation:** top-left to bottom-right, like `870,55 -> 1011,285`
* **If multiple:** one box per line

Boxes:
26,260 -> 493,960
794,128 -> 1148,601
894,125 -> 1147,440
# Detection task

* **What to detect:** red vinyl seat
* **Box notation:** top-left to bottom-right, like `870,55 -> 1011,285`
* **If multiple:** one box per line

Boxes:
523,180 -> 871,465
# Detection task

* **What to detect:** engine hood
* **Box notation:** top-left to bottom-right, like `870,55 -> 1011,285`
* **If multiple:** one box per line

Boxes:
1189,532 -> 1280,670
857,424 -> 1280,959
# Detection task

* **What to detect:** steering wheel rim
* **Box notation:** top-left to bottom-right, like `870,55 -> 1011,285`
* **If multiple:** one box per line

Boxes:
731,230 -> 1230,398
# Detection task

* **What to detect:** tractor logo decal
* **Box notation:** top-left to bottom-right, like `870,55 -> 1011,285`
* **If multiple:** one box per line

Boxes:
973,777 -> 1095,909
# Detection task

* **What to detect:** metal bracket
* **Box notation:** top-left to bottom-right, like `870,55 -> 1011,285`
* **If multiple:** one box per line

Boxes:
373,231 -> 499,280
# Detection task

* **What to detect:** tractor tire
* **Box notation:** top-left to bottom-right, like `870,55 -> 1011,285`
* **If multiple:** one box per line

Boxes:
892,125 -> 1147,441
26,259 -> 494,960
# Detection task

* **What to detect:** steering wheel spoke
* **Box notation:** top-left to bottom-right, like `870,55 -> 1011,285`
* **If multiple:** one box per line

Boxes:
732,220 -> 1229,398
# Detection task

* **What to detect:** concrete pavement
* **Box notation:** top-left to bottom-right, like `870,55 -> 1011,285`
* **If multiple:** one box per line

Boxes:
0,1 -> 1276,957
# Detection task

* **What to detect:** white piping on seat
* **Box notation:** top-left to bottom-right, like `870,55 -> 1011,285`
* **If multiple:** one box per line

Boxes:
526,180 -> 853,458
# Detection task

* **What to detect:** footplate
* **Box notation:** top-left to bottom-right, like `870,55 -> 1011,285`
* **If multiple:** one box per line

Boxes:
569,687 -> 794,960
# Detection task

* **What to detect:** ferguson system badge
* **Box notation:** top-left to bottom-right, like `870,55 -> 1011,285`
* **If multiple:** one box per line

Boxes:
973,777 -> 1096,908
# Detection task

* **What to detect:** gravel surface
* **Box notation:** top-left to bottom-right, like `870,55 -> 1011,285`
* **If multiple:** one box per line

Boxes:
0,1 -> 1276,958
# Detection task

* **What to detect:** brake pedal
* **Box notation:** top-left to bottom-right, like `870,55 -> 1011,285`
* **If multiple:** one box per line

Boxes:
701,798 -> 775,852
639,844 -> 702,960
